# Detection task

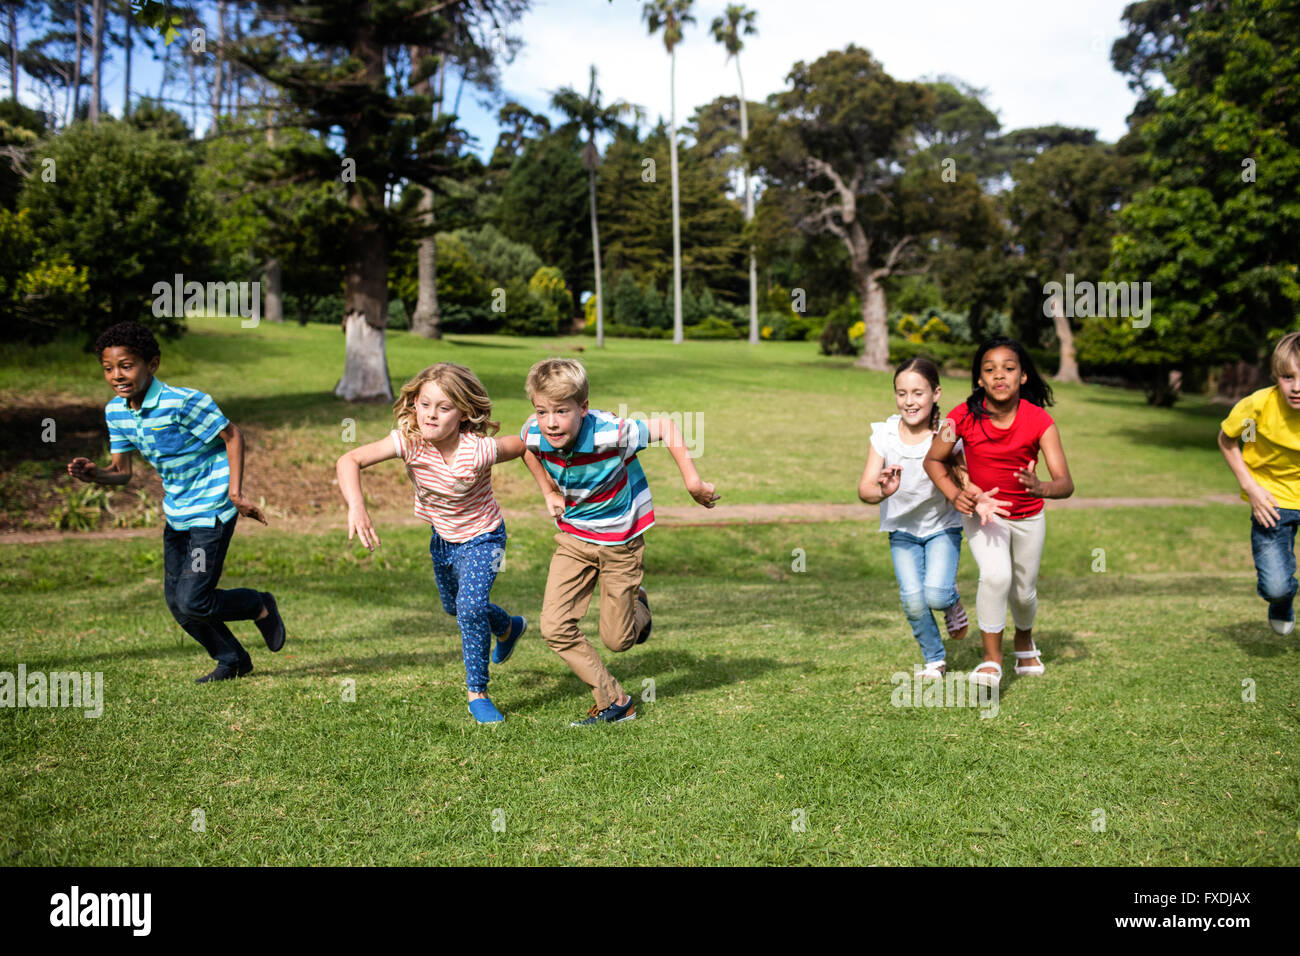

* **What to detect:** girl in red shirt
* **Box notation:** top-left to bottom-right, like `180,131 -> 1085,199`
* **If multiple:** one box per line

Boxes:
924,338 -> 1074,688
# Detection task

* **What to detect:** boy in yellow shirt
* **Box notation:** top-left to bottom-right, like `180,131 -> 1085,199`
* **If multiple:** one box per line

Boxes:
1218,332 -> 1300,634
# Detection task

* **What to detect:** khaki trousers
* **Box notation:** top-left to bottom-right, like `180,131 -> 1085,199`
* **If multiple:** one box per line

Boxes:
540,532 -> 651,710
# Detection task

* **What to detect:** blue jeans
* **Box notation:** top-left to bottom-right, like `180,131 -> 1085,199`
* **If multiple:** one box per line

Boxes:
1251,508 -> 1299,622
888,527 -> 963,664
163,516 -> 264,668
430,522 -> 513,693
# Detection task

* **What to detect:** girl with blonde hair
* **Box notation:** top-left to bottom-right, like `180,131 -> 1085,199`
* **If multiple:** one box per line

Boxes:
336,363 -> 529,724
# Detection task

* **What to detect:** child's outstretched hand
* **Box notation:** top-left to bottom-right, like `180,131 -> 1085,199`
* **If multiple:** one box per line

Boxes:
973,487 -> 1012,525
67,457 -> 97,482
543,490 -> 566,519
687,479 -> 720,509
1245,482 -> 1281,529
347,506 -> 380,551
230,492 -> 268,525
1015,458 -> 1046,497
878,465 -> 902,498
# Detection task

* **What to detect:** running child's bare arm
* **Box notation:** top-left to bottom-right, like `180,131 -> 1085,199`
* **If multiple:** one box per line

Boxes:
67,451 -> 132,486
521,449 -> 565,518
1218,428 -> 1280,527
647,417 -> 719,508
220,422 -> 267,525
336,434 -> 401,550
858,445 -> 900,504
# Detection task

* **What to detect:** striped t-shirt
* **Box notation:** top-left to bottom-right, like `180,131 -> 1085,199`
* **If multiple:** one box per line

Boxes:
105,378 -> 238,530
391,429 -> 502,542
521,408 -> 654,546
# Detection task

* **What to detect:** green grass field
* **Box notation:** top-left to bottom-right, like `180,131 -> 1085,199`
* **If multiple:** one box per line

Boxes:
2,320 -> 1297,865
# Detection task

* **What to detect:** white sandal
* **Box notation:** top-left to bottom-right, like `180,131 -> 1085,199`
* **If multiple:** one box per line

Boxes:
1013,644 -> 1045,676
917,660 -> 947,680
968,660 -> 1002,687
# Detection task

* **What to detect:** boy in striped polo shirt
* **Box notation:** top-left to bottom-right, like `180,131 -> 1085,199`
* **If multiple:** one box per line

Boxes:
521,358 -> 719,725
66,322 -> 287,683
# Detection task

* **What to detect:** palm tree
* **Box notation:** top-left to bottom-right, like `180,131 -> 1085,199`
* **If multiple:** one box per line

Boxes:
642,0 -> 694,344
552,65 -> 642,348
710,5 -> 758,344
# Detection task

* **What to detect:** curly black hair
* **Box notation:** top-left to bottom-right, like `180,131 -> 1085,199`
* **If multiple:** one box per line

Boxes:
94,322 -> 161,363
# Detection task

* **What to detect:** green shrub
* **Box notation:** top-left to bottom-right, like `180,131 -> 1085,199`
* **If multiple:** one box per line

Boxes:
20,118 -> 207,340
684,316 -> 741,340
887,337 -> 977,371
500,276 -> 553,336
528,266 -> 573,333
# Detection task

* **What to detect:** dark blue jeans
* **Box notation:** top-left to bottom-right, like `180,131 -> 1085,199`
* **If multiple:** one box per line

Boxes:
1251,507 -> 1299,623
163,516 -> 264,667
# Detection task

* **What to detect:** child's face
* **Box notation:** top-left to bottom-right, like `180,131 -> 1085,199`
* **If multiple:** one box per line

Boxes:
415,381 -> 466,445
101,346 -> 159,407
1278,360 -> 1300,410
978,347 -> 1027,404
894,370 -> 939,428
531,394 -> 588,451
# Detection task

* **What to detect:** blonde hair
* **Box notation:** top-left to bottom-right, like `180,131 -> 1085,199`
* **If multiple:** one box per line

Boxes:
393,363 -> 499,448
525,357 -> 588,405
1271,332 -> 1300,379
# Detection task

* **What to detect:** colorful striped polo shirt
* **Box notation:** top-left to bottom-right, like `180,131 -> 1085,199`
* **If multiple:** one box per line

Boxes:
521,408 -> 654,545
105,378 -> 238,530
391,428 -> 503,542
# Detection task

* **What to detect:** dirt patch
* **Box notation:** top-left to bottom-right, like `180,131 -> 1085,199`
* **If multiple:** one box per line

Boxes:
0,399 -> 538,534
0,495 -> 1246,544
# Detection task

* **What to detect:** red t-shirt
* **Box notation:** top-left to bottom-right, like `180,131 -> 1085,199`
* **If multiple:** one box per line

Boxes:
944,399 -> 1055,520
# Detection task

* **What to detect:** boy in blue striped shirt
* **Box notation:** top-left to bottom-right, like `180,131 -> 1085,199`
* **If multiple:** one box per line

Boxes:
520,358 -> 718,725
66,322 -> 287,683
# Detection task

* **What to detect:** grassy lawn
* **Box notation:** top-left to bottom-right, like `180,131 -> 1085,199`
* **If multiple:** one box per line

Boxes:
2,505 -> 1296,866
2,319 -> 1295,866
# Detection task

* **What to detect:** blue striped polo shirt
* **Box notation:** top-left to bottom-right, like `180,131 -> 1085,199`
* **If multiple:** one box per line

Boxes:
521,408 -> 654,545
105,378 -> 238,530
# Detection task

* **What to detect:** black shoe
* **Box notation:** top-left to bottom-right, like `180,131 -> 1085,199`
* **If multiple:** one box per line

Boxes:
195,661 -> 253,684
256,591 -> 286,652
635,586 -> 652,645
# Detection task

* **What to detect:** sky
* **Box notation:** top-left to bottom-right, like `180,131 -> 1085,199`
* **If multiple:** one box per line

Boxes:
453,0 -> 1141,156
17,0 -> 1140,153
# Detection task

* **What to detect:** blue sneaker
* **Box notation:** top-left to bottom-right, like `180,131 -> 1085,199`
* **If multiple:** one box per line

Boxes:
492,616 -> 527,664
569,697 -> 636,726
468,697 -> 505,724
1268,603 -> 1295,636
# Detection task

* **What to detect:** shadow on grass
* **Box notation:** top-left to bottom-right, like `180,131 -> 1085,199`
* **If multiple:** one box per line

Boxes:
502,647 -> 795,713
271,648 -> 463,678
1213,620 -> 1299,658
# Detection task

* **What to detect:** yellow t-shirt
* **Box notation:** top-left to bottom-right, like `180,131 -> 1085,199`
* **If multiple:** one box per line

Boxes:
1221,386 -> 1300,509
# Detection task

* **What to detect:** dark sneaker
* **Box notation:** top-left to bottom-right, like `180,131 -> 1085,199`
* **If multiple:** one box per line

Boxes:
1269,606 -> 1295,636
195,661 -> 253,684
491,616 -> 527,664
570,697 -> 637,726
256,592 -> 286,652
635,586 -> 652,645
